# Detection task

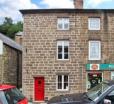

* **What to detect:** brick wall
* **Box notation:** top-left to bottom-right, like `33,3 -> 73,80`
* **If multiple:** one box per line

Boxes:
22,11 -> 114,102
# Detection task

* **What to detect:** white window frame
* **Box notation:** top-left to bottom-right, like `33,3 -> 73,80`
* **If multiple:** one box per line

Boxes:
56,75 -> 69,91
88,18 -> 100,30
89,41 -> 101,60
57,41 -> 69,60
57,18 -> 69,30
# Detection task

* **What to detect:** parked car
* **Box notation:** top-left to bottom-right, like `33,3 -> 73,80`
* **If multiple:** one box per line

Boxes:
0,84 -> 28,104
48,80 -> 114,104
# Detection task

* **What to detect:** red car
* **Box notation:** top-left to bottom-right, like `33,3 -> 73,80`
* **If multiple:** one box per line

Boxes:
0,84 -> 28,104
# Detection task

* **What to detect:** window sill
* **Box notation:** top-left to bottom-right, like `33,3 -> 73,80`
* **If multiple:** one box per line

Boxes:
57,29 -> 70,31
88,29 -> 100,31
88,59 -> 101,61
57,59 -> 70,61
56,89 -> 69,92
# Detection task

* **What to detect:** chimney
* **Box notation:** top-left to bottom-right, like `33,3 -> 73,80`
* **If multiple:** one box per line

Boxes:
15,31 -> 23,45
74,0 -> 83,9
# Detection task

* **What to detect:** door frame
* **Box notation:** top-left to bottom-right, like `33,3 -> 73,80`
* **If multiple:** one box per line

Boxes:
111,71 -> 114,80
33,76 -> 45,102
86,71 -> 103,91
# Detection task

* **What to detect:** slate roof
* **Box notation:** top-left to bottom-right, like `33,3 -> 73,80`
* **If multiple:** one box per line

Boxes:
0,33 -> 22,51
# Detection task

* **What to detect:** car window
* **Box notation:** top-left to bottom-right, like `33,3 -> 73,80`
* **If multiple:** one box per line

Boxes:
0,91 -> 8,104
4,88 -> 25,104
87,82 -> 110,101
108,90 -> 114,96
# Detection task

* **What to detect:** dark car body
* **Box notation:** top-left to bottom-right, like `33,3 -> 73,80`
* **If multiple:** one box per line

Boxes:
0,84 -> 28,104
48,80 -> 114,104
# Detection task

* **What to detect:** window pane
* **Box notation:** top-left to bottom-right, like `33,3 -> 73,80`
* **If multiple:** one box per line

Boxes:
89,18 -> 100,30
64,45 -> 69,59
57,18 -> 63,30
58,24 -> 63,29
57,18 -> 69,30
64,42 -> 69,46
64,23 -> 69,29
57,41 -> 69,60
57,18 -> 62,24
64,46 -> 68,53
89,41 -> 101,60
64,83 -> 68,89
64,75 -> 68,90
64,75 -> 68,83
64,54 -> 68,59
90,42 -> 99,58
58,46 -> 62,53
58,83 -> 62,89
58,75 -> 62,89
58,45 -> 62,59
58,75 -> 62,82
58,54 -> 62,59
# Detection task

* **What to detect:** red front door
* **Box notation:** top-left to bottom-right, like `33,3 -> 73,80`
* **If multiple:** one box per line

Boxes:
34,77 -> 44,101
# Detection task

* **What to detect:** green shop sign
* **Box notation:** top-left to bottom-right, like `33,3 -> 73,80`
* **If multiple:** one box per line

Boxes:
86,64 -> 114,70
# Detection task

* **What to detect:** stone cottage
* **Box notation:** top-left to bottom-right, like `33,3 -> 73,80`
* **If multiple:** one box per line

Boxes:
0,33 -> 22,88
20,0 -> 114,103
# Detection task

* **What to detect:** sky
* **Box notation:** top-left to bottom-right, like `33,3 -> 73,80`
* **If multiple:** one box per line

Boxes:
0,0 -> 114,23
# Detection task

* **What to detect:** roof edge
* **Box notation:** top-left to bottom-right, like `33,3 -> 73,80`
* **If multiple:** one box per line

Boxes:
20,9 -> 114,14
0,33 -> 22,51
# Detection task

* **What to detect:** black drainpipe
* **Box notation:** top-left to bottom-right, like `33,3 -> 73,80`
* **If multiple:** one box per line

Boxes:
17,51 -> 20,88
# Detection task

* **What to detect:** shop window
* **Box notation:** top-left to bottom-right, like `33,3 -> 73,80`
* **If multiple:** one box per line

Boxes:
89,41 -> 101,60
56,75 -> 69,91
87,73 -> 102,90
57,41 -> 69,60
88,18 -> 100,30
57,18 -> 69,30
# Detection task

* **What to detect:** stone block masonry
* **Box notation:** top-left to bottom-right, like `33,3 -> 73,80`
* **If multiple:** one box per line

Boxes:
21,9 -> 114,103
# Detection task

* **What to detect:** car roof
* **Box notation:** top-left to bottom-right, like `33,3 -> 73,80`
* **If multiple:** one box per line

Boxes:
0,84 -> 15,91
104,80 -> 114,86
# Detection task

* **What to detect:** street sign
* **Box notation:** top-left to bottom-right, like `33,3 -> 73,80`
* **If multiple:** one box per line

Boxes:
90,64 -> 99,70
86,64 -> 114,70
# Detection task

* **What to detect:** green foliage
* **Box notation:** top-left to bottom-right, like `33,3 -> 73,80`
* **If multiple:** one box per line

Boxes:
0,17 -> 23,39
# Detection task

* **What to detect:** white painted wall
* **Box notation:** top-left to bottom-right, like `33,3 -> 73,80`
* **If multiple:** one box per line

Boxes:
0,39 -> 3,55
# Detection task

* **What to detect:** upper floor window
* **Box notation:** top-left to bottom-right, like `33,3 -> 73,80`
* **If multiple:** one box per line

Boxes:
88,18 -> 100,30
0,39 -> 3,55
56,75 -> 69,91
89,41 -> 101,60
57,41 -> 69,60
57,18 -> 69,30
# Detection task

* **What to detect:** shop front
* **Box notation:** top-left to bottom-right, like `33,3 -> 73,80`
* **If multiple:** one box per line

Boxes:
87,72 -> 102,90
86,64 -> 114,90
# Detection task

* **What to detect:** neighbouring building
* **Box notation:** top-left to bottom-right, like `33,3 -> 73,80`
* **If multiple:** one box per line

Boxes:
20,0 -> 114,103
0,33 -> 22,88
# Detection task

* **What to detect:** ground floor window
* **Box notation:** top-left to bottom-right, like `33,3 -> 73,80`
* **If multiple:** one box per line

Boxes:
56,75 -> 69,91
86,72 -> 102,90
